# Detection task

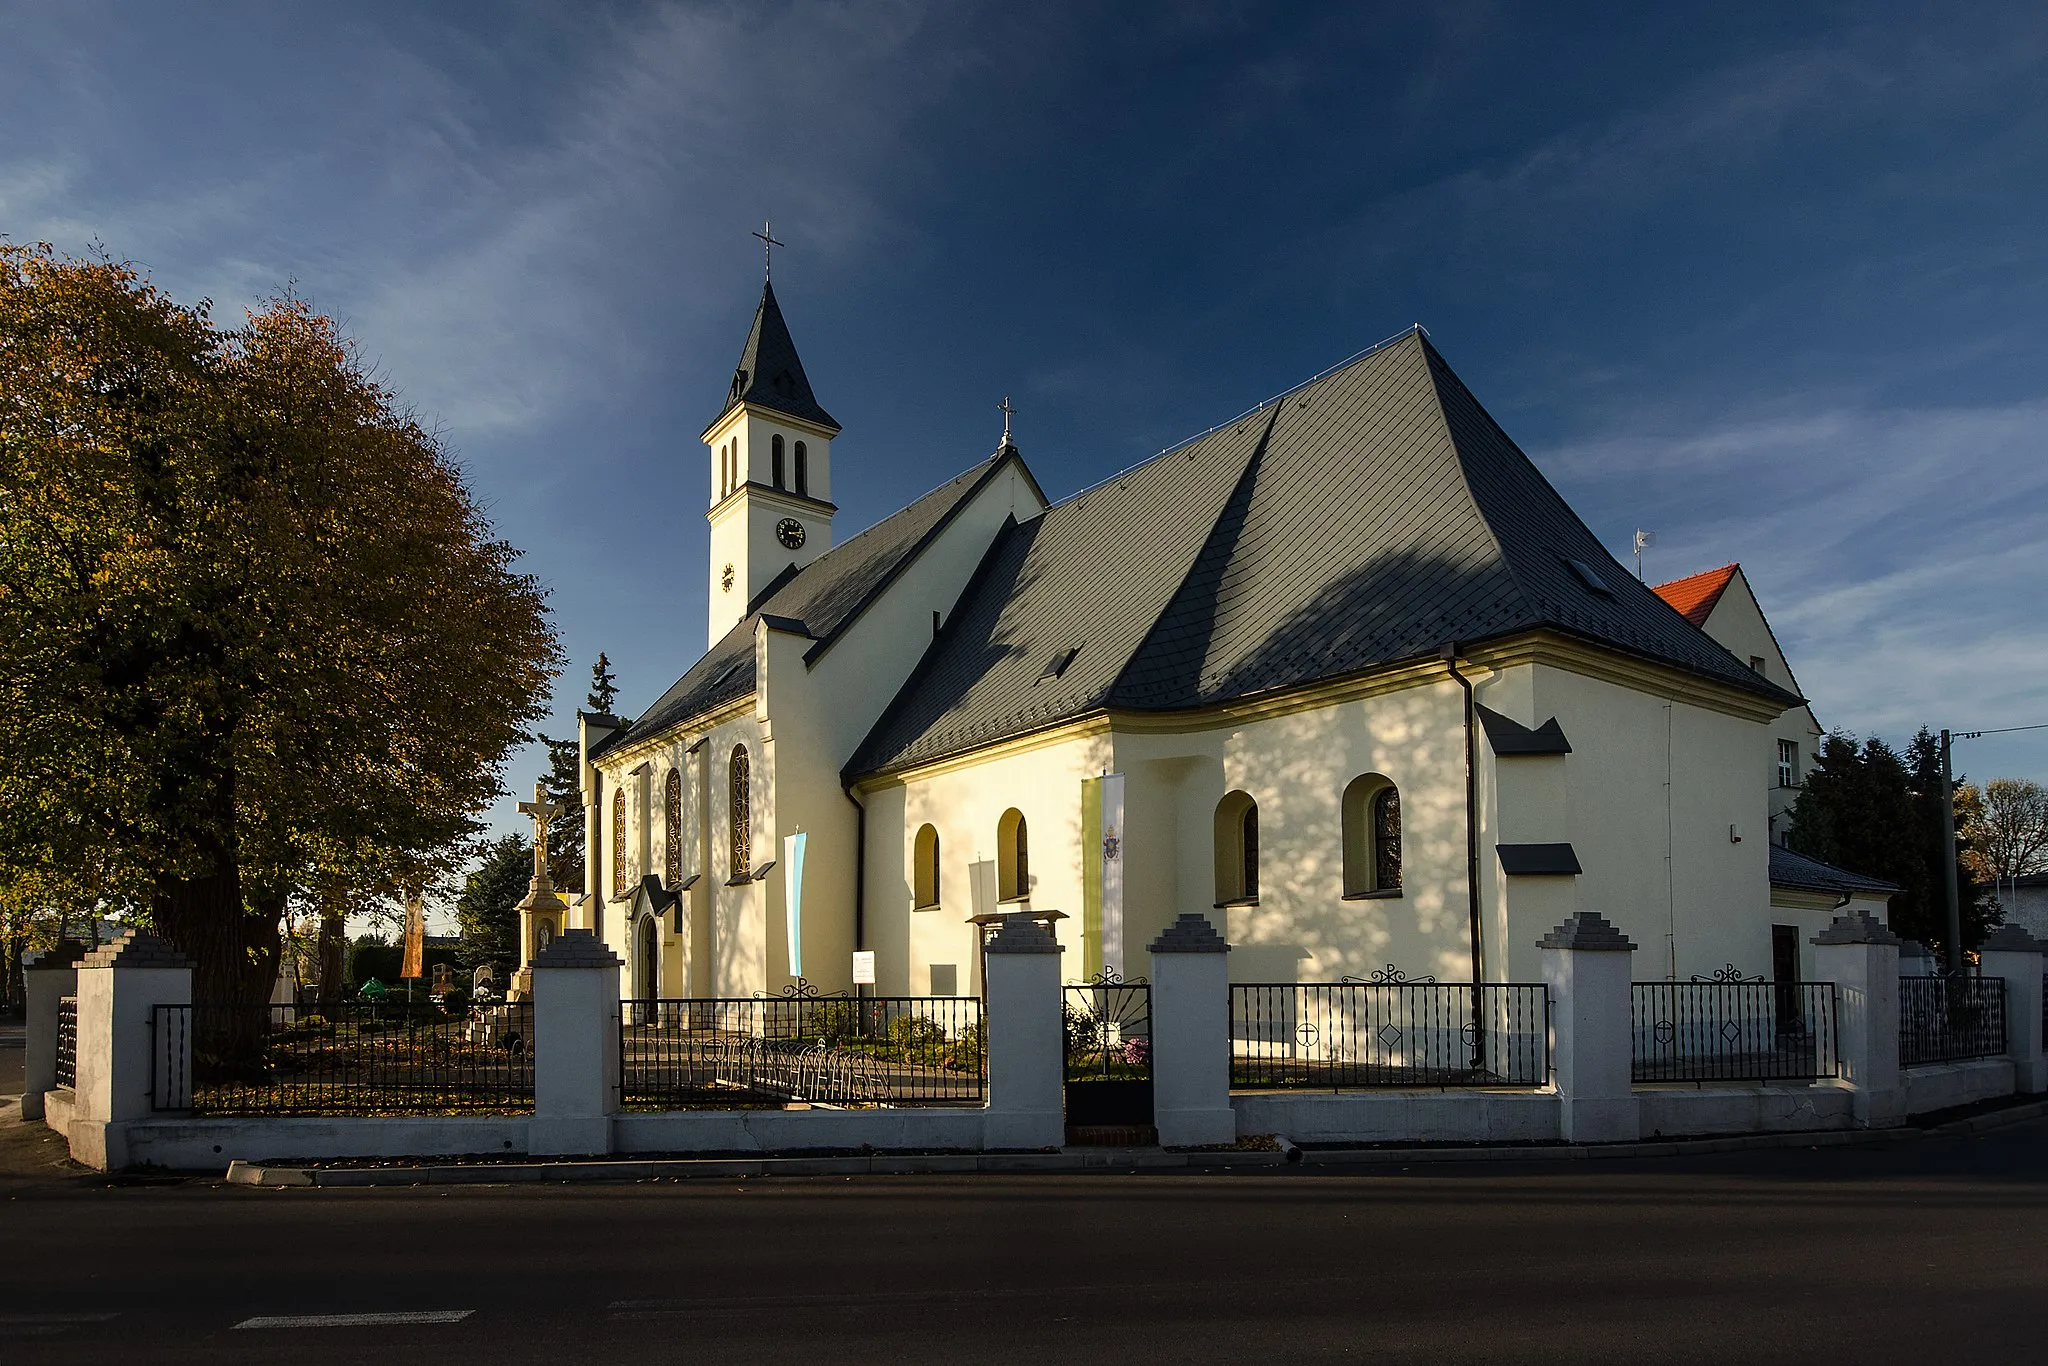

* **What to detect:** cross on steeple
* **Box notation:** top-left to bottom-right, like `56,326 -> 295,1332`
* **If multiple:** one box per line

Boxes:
998,395 -> 1015,448
752,220 -> 784,280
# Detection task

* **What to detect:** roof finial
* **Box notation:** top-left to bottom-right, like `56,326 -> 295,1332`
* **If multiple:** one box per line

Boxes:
998,395 -> 1015,449
752,219 -> 784,281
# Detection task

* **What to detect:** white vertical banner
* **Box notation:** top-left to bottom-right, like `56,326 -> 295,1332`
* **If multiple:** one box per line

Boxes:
784,830 -> 807,980
1099,773 -> 1125,976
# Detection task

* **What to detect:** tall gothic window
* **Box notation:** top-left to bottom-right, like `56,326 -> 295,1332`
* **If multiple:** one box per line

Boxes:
612,788 -> 627,899
1213,791 -> 1258,904
1373,787 -> 1402,891
771,433 -> 786,488
1342,776 -> 1402,895
997,809 -> 1029,901
913,824 -> 940,909
665,767 -> 683,887
729,745 -> 751,880
794,441 -> 809,495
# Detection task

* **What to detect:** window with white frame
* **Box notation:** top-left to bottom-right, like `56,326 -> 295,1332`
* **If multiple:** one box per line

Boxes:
1777,739 -> 1798,789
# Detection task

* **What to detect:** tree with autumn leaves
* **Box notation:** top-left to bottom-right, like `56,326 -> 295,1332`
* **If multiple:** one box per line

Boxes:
0,244 -> 560,1021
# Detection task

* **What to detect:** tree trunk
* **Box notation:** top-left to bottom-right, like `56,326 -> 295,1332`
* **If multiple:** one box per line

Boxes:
151,864 -> 280,1069
316,907 -> 348,1008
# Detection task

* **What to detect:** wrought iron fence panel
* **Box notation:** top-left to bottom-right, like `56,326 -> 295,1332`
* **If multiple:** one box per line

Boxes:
55,995 -> 76,1089
1898,975 -> 2006,1067
1230,981 -> 1550,1088
152,1001 -> 535,1115
1061,975 -> 1152,1084
1062,973 -> 1153,1128
1630,979 -> 1838,1083
619,994 -> 985,1107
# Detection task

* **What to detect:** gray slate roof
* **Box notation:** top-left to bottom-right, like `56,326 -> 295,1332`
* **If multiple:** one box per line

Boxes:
713,281 -> 839,434
846,331 -> 1800,779
1769,844 -> 1902,897
591,453 -> 1018,759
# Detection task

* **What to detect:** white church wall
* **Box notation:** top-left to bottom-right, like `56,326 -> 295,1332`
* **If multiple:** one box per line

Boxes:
1117,672 -> 1475,986
1523,662 -> 1776,983
884,730 -> 1110,994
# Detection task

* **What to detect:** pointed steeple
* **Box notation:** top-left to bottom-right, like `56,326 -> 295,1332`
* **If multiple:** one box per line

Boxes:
718,281 -> 840,433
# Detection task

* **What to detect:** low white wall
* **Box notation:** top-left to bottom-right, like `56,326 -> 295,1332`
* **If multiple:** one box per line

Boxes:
1232,1090 -> 1560,1145
1636,1085 -> 1853,1139
614,1107 -> 987,1154
1902,1059 -> 2014,1116
77,1107 -> 998,1171
118,1115 -> 532,1171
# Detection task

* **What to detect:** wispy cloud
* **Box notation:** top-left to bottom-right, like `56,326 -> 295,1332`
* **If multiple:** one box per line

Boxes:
1542,395 -> 2048,756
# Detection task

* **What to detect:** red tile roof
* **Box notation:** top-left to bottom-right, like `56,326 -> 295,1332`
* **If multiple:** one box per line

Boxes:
1652,563 -> 1739,627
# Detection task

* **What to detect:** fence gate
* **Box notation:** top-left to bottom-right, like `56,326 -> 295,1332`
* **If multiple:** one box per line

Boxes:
1062,972 -> 1152,1131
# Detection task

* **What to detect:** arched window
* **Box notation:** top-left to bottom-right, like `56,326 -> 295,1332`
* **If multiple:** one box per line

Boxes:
771,433 -> 785,488
665,767 -> 683,887
1342,776 -> 1402,895
1214,791 -> 1258,904
913,824 -> 940,909
794,441 -> 809,495
729,745 -> 751,880
612,788 -> 627,899
997,809 -> 1029,901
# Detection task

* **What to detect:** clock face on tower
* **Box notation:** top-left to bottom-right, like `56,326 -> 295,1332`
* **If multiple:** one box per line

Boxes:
776,517 -> 806,550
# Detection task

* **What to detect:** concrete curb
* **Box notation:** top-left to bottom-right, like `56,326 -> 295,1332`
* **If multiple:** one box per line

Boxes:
217,1098 -> 2048,1188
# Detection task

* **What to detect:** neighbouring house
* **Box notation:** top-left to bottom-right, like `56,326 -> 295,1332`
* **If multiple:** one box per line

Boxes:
1997,872 -> 2048,942
1651,563 -> 1824,847
565,278 -> 1850,1000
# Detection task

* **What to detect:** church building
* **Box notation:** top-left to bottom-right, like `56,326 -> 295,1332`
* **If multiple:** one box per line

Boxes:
572,278 -> 1832,1000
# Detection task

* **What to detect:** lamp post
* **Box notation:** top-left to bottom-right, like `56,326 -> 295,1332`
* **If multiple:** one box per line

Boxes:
1939,729 -> 1962,974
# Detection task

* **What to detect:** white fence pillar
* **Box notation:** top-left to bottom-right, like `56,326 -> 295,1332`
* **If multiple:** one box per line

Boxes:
1811,912 -> 1903,1127
1148,913 -> 1233,1149
1539,912 -> 1638,1143
68,931 -> 193,1170
982,914 -> 1064,1150
20,941 -> 87,1121
1979,925 -> 2046,1095
530,929 -> 621,1156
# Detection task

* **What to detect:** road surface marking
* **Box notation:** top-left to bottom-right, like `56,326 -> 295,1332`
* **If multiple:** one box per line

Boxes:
233,1311 -> 474,1329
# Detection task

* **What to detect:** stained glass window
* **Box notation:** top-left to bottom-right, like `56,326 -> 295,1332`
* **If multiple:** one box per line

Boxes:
665,767 -> 683,887
729,746 -> 751,880
611,788 -> 626,899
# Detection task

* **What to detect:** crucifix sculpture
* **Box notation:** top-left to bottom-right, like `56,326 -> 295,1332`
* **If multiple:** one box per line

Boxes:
516,780 -> 569,892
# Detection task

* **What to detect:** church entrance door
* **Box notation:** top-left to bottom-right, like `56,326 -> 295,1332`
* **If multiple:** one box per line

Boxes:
635,915 -> 659,1024
1063,972 -> 1153,1140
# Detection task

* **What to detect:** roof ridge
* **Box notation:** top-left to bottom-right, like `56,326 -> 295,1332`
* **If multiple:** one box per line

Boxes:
1414,336 -> 1528,649
1054,325 -> 1428,510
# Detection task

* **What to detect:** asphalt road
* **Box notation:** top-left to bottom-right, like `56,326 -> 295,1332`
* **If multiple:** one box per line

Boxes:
3,1099 -> 2046,1366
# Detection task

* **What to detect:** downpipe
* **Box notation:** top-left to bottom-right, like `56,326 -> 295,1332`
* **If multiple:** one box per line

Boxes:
1440,643 -> 1486,1071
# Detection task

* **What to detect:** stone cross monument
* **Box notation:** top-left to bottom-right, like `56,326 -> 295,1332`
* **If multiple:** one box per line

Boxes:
510,781 -> 571,1001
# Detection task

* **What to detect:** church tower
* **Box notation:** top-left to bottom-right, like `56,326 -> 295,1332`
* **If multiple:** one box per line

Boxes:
701,280 -> 840,648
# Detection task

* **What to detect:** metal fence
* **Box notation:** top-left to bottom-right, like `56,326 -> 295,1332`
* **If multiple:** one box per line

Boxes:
620,994 -> 985,1108
55,995 -> 76,1089
152,1001 -> 535,1114
1631,979 -> 1839,1083
1898,975 -> 2006,1067
1230,980 -> 1551,1088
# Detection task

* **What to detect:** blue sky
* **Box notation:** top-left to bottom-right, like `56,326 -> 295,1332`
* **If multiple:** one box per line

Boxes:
9,1 -> 2048,859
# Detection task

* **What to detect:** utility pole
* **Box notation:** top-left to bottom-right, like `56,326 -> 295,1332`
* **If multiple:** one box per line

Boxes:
1939,729 -> 1962,973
